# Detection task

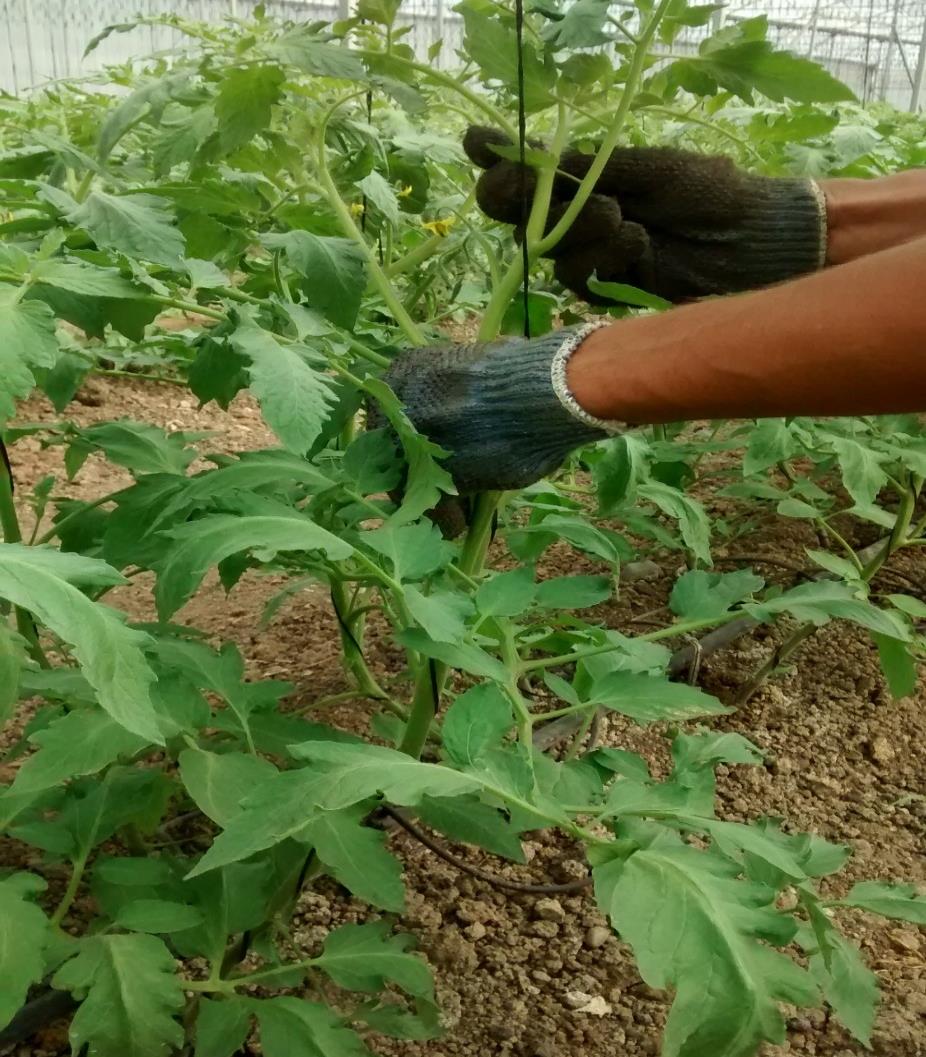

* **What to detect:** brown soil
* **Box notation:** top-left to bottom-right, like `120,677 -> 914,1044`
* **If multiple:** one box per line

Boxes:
2,377 -> 924,1057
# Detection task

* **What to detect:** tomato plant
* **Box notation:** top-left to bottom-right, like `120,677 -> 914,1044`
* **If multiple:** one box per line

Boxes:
1,4 -> 925,1057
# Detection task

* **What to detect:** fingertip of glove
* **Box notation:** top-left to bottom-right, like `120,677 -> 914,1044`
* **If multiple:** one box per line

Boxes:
463,125 -> 511,169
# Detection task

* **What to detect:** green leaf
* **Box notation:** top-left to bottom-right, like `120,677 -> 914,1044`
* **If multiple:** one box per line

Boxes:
459,6 -> 554,112
114,899 -> 204,934
404,587 -> 473,642
267,31 -> 367,78
830,437 -> 888,507
78,421 -> 197,476
639,482 -> 711,565
543,0 -> 612,48
262,232 -> 366,329
595,842 -> 817,1057
414,795 -> 524,861
11,710 -> 149,796
801,902 -> 878,1044
588,671 -> 732,724
667,39 -> 856,104
95,857 -> 174,887
746,581 -> 910,641
362,521 -> 455,582
214,65 -> 284,155
53,934 -> 184,1057
343,429 -> 403,495
535,574 -> 612,610
587,276 -> 672,311
0,623 -> 23,726
257,996 -> 371,1057
743,418 -> 796,475
0,292 -> 59,421
442,683 -> 514,767
30,258 -> 142,298
179,748 -> 278,826
363,377 -> 456,525
357,171 -> 400,225
873,633 -> 917,700
315,920 -> 433,997
839,881 -> 926,924
670,569 -> 764,620
355,0 -> 401,25
804,548 -> 861,582
594,433 -> 650,511
155,512 -> 352,619
195,996 -> 252,1057
0,544 -> 160,743
230,319 -> 336,454
397,627 -> 508,681
289,741 -> 482,809
0,874 -> 48,1030
303,806 -> 405,912
67,192 -> 185,267
475,565 -> 537,617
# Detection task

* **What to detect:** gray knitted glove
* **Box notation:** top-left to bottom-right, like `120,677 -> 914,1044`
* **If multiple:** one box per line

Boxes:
374,323 -> 618,495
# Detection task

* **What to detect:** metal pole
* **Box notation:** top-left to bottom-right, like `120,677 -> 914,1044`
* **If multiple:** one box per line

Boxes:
710,7 -> 723,33
913,10 -> 926,111
338,0 -> 350,18
23,0 -> 37,87
435,0 -> 444,66
806,0 -> 822,58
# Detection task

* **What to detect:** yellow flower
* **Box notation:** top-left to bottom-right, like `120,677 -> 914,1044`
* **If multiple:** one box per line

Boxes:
421,217 -> 456,237
350,201 -> 365,217
396,185 -> 414,198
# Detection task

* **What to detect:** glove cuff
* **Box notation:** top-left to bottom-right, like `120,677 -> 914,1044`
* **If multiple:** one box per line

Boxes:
740,177 -> 828,286
550,321 -> 623,434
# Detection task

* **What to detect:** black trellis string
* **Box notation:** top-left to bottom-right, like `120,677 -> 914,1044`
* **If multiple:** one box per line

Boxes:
514,0 -> 531,339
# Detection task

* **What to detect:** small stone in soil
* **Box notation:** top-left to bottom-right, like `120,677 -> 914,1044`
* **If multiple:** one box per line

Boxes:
584,925 -> 611,949
534,898 -> 566,923
867,735 -> 896,764
889,928 -> 921,953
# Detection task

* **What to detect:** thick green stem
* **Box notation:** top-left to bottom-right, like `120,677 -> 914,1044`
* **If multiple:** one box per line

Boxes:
536,0 -> 674,259
314,103 -> 425,347
0,447 -> 47,666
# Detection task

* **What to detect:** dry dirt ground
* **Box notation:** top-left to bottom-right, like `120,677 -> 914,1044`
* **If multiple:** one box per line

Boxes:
1,376 -> 924,1057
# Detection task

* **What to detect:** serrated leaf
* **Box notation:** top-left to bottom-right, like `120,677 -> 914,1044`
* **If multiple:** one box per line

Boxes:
595,842 -> 818,1057
257,996 -> 371,1057
0,874 -> 48,1030
0,293 -> 59,421
155,512 -> 352,619
0,544 -> 160,743
262,231 -> 366,329
588,671 -> 731,724
670,568 -> 764,620
230,319 -> 336,454
459,6 -> 554,111
830,437 -> 888,507
78,421 -> 197,476
10,710 -> 149,796
404,586 -> 473,642
357,171 -> 400,224
442,683 -> 514,767
363,521 -> 455,582
179,748 -> 278,826
746,581 -> 910,641
214,65 -> 284,155
316,919 -> 432,997
342,429 -> 403,495
0,623 -> 22,725
839,881 -> 926,924
67,192 -> 185,267
804,548 -> 861,582
304,807 -> 404,911
114,899 -> 204,934
397,627 -> 508,681
543,0 -> 612,48
195,996 -> 252,1057
414,794 -> 524,861
743,418 -> 796,475
639,482 -> 711,565
30,258 -> 142,298
267,31 -> 366,79
53,934 -> 184,1057
475,564 -> 536,617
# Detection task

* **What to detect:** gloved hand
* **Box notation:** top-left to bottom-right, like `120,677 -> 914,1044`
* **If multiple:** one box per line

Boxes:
370,324 -> 617,500
464,126 -> 827,304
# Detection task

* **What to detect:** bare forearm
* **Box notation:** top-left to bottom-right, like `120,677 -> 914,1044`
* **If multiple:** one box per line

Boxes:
822,169 -> 926,265
568,236 -> 926,425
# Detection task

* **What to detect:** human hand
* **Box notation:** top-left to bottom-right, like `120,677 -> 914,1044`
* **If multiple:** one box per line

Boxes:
464,126 -> 826,304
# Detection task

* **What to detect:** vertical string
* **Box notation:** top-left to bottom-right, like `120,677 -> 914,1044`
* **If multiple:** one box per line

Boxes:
514,0 -> 531,339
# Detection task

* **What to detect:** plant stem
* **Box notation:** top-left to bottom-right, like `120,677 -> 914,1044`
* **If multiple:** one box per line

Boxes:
0,445 -> 47,666
477,102 -> 571,342
520,612 -> 741,674
33,493 -> 112,546
314,104 -> 425,347
536,0 -> 673,259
